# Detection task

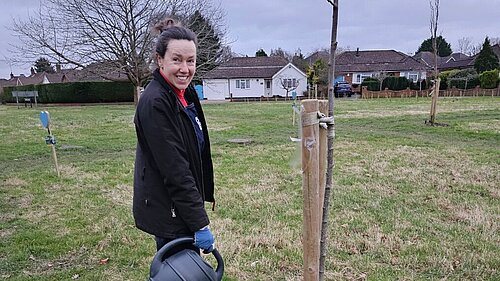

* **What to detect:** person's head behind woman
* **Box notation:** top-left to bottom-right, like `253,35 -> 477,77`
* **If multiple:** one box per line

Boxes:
154,18 -> 198,90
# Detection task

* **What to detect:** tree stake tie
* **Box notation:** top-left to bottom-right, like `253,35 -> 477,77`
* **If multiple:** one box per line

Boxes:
40,111 -> 60,177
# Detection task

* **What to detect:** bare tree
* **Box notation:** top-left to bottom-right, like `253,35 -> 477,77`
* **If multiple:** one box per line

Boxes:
10,0 -> 226,103
428,0 -> 441,125
278,77 -> 300,100
375,71 -> 390,91
270,47 -> 293,62
457,37 -> 474,56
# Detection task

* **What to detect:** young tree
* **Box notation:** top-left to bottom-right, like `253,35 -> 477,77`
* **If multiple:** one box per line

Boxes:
417,35 -> 452,57
278,77 -> 300,100
34,57 -> 55,73
474,37 -> 500,74
11,0 -> 227,104
306,59 -> 326,98
428,0 -> 441,125
255,48 -> 268,57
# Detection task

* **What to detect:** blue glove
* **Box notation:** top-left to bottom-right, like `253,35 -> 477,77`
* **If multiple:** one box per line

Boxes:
194,226 -> 215,253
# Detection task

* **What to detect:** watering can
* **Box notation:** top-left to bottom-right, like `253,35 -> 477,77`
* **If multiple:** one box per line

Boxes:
149,237 -> 224,281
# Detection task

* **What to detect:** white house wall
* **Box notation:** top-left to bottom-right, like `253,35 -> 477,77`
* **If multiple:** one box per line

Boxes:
203,79 -> 229,100
272,64 -> 307,97
229,78 -> 266,98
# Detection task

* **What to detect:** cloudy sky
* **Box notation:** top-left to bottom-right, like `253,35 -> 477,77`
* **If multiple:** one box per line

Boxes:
1,0 -> 499,79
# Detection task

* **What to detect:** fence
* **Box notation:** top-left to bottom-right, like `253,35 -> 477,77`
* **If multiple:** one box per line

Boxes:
361,86 -> 499,99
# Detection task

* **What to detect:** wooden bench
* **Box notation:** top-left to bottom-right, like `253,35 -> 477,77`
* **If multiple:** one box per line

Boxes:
12,91 -> 38,109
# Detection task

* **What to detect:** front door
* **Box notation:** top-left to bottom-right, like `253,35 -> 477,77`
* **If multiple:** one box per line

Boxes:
265,79 -> 272,97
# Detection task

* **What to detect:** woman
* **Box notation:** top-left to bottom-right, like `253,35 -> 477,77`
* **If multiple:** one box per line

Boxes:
133,18 -> 215,253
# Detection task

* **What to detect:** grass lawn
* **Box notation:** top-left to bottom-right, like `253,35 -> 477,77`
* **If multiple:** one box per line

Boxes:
0,97 -> 498,280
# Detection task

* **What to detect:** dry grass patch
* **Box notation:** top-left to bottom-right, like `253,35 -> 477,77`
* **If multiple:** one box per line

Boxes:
20,246 -> 94,277
102,184 -> 132,207
59,164 -> 100,181
2,177 -> 28,187
467,119 -> 500,134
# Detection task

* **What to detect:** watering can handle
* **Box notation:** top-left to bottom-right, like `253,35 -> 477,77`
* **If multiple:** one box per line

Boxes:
150,236 -> 224,281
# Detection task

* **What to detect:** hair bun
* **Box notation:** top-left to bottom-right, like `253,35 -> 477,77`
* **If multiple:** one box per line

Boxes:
154,18 -> 176,34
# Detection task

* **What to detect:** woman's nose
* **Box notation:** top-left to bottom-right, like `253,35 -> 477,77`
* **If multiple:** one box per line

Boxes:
179,61 -> 188,72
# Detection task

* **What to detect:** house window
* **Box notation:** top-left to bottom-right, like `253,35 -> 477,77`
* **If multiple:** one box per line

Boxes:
407,72 -> 419,82
355,73 -> 372,84
236,79 -> 250,89
282,78 -> 298,88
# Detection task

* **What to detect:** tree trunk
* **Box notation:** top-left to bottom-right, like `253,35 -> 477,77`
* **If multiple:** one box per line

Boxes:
320,1 -> 338,280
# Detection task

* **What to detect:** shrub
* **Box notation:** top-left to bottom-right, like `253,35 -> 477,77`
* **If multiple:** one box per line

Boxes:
361,77 -> 380,91
409,79 -> 427,90
438,69 -> 460,90
479,69 -> 499,89
382,76 -> 409,91
448,68 -> 480,89
2,81 -> 134,103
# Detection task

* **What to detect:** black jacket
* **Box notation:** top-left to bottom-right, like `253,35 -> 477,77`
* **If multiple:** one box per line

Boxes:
133,69 -> 214,239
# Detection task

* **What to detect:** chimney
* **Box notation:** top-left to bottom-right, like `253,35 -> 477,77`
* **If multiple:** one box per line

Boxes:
30,67 -> 35,76
10,72 -> 14,79
56,63 -> 61,72
356,48 -> 360,57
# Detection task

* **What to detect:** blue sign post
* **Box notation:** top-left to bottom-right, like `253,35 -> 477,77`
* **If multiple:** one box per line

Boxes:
40,111 -> 60,177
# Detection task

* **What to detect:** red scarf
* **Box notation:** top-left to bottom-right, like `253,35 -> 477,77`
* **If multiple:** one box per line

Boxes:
160,71 -> 188,107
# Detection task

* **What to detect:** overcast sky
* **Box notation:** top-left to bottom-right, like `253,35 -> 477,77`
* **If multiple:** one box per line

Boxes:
1,0 -> 499,79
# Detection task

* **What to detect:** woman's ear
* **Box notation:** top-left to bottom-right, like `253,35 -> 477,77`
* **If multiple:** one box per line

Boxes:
157,55 -> 163,69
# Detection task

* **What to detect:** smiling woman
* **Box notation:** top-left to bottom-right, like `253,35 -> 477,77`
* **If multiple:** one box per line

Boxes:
133,18 -> 218,265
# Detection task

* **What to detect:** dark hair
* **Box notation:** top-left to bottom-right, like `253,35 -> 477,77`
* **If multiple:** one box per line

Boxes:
154,18 -> 198,57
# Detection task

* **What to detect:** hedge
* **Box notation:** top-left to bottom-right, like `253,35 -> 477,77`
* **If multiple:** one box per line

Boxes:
361,77 -> 380,91
382,77 -> 409,91
448,69 -> 480,89
1,81 -> 134,104
479,69 -> 499,89
438,69 -> 460,90
409,79 -> 427,90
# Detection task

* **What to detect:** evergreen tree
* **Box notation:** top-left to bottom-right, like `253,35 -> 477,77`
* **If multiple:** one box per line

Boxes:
474,37 -> 500,73
417,36 -> 452,57
34,57 -> 55,73
255,48 -> 268,57
186,10 -> 223,82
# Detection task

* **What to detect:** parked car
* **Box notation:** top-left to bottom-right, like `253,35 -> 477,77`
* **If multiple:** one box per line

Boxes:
334,81 -> 352,97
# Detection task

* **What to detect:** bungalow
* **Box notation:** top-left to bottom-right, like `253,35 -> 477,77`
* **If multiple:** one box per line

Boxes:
336,49 -> 429,85
413,51 -> 474,71
202,56 -> 307,100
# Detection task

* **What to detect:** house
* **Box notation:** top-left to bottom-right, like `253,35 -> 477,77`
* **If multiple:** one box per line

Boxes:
202,56 -> 307,100
413,51 -> 474,71
305,50 -> 329,65
336,49 -> 429,85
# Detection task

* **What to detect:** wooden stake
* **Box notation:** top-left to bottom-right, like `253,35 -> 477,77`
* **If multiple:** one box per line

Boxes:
301,99 -> 320,281
50,144 -> 61,177
430,78 -> 441,124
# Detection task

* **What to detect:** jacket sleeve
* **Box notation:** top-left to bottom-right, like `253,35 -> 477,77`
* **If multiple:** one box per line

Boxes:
139,96 -> 209,232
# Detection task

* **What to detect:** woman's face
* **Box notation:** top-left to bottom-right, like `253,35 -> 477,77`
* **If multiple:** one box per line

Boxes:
158,39 -> 196,90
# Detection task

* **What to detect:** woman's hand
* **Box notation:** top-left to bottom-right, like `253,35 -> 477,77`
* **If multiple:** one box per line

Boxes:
194,226 -> 215,253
